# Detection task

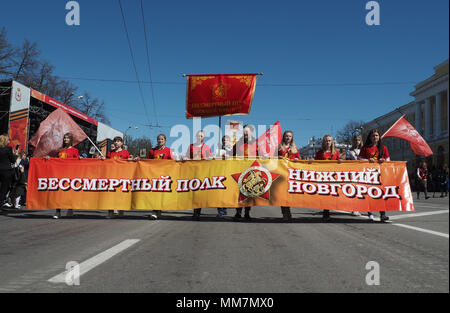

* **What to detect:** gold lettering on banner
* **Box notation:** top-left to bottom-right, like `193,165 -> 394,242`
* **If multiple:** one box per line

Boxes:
190,76 -> 215,91
228,75 -> 254,87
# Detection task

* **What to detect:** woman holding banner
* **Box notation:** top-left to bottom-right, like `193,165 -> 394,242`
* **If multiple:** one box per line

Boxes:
234,125 -> 258,220
148,134 -> 173,220
46,133 -> 79,219
215,135 -> 234,218
315,134 -> 340,222
102,136 -> 132,219
359,129 -> 390,222
346,134 -> 363,216
278,130 -> 301,221
185,130 -> 212,220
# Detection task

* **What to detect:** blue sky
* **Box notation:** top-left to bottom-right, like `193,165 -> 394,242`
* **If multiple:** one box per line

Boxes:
1,0 -> 448,149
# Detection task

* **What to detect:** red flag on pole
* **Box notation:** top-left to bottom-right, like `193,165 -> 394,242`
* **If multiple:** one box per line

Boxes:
257,121 -> 282,157
29,108 -> 88,157
186,74 -> 257,118
381,115 -> 433,157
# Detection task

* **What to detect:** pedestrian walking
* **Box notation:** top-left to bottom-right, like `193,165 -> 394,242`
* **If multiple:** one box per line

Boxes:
416,161 -> 429,200
0,134 -> 18,209
10,151 -> 28,209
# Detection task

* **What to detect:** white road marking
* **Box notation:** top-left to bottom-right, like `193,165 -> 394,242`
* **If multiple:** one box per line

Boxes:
393,224 -> 449,239
413,203 -> 450,209
333,210 -> 449,238
388,210 -> 449,220
48,239 -> 140,284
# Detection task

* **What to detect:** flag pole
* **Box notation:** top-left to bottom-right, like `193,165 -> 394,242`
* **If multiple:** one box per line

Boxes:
181,73 -> 263,77
218,116 -> 222,149
85,136 -> 104,157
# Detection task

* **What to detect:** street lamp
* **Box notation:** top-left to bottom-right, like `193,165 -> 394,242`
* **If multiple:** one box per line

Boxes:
124,125 -> 138,145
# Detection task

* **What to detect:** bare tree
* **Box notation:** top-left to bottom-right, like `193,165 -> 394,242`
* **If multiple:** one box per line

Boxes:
28,60 -> 55,91
75,92 -> 111,124
0,28 -> 111,127
13,39 -> 40,81
125,136 -> 153,157
0,27 -> 14,77
336,120 -> 365,146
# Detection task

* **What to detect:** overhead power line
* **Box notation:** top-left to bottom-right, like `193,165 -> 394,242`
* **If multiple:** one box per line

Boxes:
117,0 -> 151,126
60,76 -> 418,87
140,0 -> 159,126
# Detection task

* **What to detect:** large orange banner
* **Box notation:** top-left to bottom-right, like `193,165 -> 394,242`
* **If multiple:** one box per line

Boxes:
27,158 -> 414,212
186,74 -> 257,118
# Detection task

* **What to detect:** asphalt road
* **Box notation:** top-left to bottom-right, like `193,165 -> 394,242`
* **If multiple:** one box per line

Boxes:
0,197 -> 448,293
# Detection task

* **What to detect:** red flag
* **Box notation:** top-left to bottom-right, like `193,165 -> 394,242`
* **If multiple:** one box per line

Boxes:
186,74 -> 257,118
257,121 -> 282,157
29,108 -> 88,157
381,115 -> 433,157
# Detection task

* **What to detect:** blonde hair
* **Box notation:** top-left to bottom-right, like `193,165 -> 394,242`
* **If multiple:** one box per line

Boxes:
280,130 -> 298,154
0,134 -> 10,148
352,134 -> 363,149
321,134 -> 336,156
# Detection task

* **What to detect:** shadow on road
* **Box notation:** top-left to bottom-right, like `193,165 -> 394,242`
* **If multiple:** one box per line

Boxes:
1,209 -> 381,224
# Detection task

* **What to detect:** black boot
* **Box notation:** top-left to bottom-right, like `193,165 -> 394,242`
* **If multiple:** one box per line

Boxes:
244,207 -> 251,220
322,210 -> 330,222
192,208 -> 201,220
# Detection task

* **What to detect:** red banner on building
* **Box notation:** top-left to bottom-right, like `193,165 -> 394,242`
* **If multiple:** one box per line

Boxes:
186,74 -> 257,118
31,89 -> 98,126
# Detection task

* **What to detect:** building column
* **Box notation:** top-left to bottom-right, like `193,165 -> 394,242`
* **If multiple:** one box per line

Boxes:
447,88 -> 449,136
435,92 -> 442,137
415,101 -> 422,133
424,97 -> 431,140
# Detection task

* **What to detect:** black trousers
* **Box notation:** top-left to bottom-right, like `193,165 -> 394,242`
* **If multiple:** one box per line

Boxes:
235,207 -> 251,216
193,208 -> 201,216
0,169 -> 14,204
281,206 -> 292,218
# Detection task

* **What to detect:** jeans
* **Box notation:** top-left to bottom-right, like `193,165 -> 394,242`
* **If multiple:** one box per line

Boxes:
217,208 -> 227,216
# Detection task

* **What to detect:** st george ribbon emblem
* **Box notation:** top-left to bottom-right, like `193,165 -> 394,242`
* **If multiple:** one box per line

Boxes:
231,160 -> 280,202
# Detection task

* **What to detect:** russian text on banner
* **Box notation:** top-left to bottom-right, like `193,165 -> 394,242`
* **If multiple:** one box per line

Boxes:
27,158 -> 414,212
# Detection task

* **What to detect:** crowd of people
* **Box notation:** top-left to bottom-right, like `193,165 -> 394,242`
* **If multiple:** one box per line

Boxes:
0,135 -> 29,210
1,126 -> 449,222
415,160 -> 449,200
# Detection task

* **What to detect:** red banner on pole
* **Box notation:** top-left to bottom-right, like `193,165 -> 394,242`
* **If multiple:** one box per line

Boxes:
186,74 -> 257,118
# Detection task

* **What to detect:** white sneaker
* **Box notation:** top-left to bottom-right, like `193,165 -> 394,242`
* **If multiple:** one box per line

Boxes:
149,214 -> 158,220
53,215 -> 60,219
368,214 -> 374,221
3,202 -> 12,208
